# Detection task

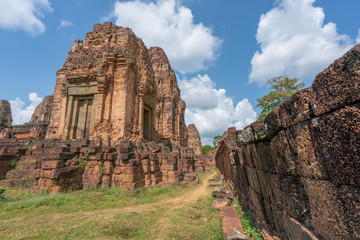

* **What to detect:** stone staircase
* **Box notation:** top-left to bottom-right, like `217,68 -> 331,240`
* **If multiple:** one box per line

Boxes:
0,153 -> 40,188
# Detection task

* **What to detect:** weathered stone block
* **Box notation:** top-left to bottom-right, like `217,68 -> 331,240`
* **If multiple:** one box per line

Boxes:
309,103 -> 360,186
40,153 -> 66,161
113,166 -> 121,174
283,216 -> 319,240
285,122 -> 326,179
249,141 -> 275,173
6,170 -> 34,179
41,169 -> 55,179
305,179 -> 360,240
161,164 -> 177,171
43,147 -> 70,154
150,165 -> 160,172
52,167 -> 81,179
278,88 -> 312,129
310,45 -> 360,117
42,160 -> 65,170
270,131 -> 295,175
120,166 -> 137,174
20,155 -> 39,162
220,206 -> 245,238
103,161 -> 113,175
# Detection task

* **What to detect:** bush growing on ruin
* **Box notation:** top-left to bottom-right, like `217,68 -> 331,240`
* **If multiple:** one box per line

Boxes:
212,135 -> 222,148
256,75 -> 305,120
202,145 -> 214,155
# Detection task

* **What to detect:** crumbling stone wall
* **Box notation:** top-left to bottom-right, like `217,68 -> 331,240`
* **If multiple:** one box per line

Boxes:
215,45 -> 360,240
0,139 -> 201,192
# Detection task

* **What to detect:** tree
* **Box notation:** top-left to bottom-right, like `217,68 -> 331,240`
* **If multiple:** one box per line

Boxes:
202,145 -> 214,155
213,135 -> 222,148
256,75 -> 305,120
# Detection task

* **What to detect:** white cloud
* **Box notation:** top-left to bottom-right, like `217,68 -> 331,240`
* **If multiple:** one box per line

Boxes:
356,29 -> 360,44
58,20 -> 73,30
109,0 -> 222,74
0,0 -> 53,35
249,0 -> 354,85
10,92 -> 42,125
179,75 -> 257,145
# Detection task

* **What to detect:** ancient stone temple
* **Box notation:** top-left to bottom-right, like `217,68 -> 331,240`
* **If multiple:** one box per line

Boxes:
47,23 -> 158,143
0,22 -> 205,192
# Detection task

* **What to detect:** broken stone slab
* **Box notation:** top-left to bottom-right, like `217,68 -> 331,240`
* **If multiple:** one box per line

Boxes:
212,198 -> 231,210
225,229 -> 248,240
212,190 -> 221,198
221,192 -> 233,200
220,186 -> 232,194
220,206 -> 247,239
209,182 -> 223,187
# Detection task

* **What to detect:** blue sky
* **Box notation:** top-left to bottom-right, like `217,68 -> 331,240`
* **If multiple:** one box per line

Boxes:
0,0 -> 359,144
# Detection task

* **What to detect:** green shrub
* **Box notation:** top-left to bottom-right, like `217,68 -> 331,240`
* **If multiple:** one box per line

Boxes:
9,159 -> 19,169
99,162 -> 105,175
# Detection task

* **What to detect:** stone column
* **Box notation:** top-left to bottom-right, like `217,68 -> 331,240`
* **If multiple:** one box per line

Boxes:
138,94 -> 144,139
69,98 -> 79,139
62,95 -> 74,139
96,83 -> 107,123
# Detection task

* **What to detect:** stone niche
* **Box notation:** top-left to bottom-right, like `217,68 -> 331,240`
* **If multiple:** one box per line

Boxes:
46,23 -> 158,143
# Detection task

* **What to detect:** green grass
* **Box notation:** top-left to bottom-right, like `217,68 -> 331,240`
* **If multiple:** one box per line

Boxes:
0,173 -> 222,240
232,197 -> 263,240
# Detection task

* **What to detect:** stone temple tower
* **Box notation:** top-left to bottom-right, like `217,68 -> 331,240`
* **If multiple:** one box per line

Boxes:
46,22 -> 192,147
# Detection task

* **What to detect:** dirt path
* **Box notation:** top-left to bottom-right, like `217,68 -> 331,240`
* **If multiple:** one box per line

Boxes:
108,171 -> 216,215
148,172 -> 216,238
53,172 -> 216,220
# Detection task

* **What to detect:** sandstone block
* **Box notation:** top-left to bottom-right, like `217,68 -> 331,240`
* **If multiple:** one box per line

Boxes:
40,153 -> 66,161
212,198 -> 231,210
52,167 -> 81,179
150,165 -> 160,172
220,206 -> 245,238
114,166 -> 121,174
309,103 -> 360,186
42,160 -> 65,170
305,179 -> 360,239
161,164 -> 177,171
310,45 -> 360,117
120,166 -> 137,174
43,147 -> 70,154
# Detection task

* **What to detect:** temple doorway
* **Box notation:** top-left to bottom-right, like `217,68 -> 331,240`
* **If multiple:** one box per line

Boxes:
143,105 -> 153,141
70,97 -> 94,139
